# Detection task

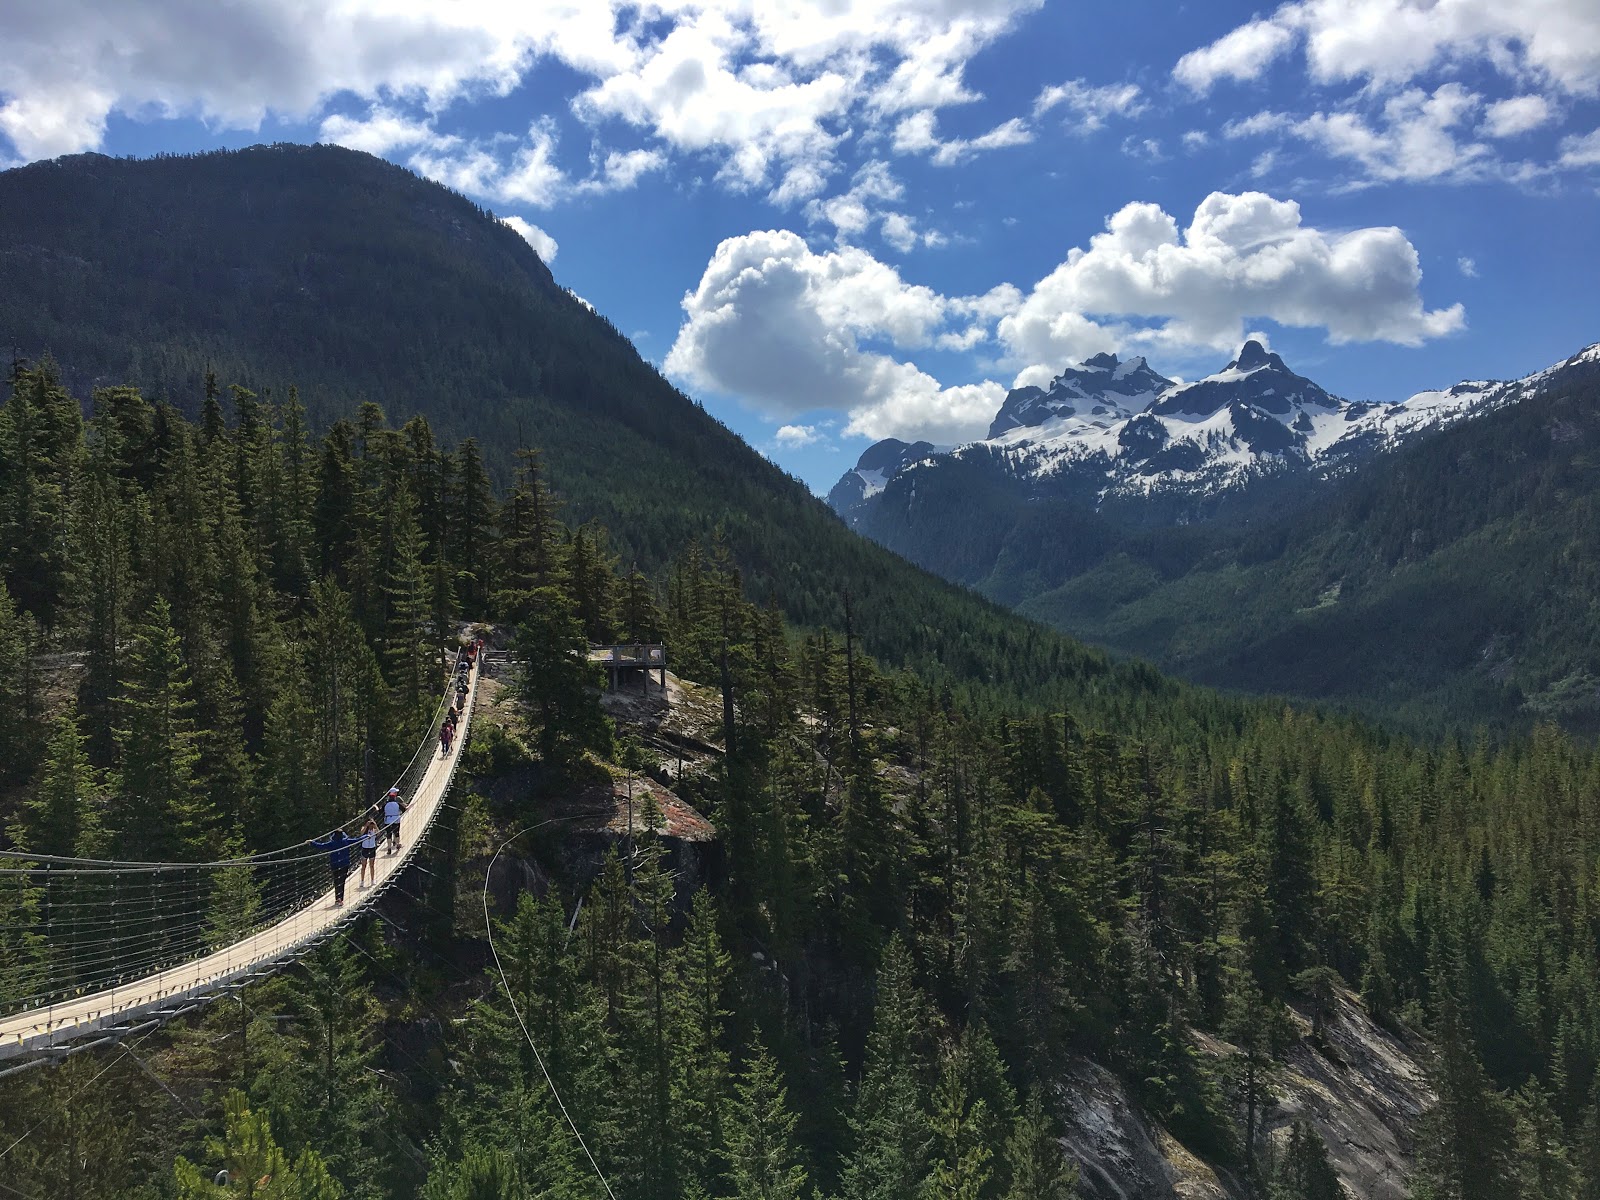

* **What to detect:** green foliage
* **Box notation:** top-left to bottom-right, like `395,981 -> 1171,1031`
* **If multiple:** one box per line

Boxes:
1002,1093 -> 1078,1200
515,587 -> 610,769
0,583 -> 38,783
1265,1121 -> 1341,1200
110,596 -> 210,859
725,1043 -> 809,1200
421,1145 -> 529,1200
174,1089 -> 342,1200
9,707 -> 102,856
841,938 -> 934,1200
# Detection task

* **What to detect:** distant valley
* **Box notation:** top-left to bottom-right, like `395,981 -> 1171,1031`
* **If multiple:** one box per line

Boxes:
831,339 -> 1600,730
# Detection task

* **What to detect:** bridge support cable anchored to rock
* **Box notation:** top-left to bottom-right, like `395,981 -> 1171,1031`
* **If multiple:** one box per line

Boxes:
0,648 -> 482,1064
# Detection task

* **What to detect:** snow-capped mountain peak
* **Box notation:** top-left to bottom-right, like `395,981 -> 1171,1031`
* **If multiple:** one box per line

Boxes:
829,339 -> 1599,525
987,352 -> 1174,439
1148,339 -> 1339,420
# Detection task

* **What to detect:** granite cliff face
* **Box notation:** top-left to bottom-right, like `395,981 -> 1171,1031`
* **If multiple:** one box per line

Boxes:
1058,988 -> 1430,1200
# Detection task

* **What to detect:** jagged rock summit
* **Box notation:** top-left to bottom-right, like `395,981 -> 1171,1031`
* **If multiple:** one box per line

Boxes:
987,352 -> 1174,439
825,436 -> 939,512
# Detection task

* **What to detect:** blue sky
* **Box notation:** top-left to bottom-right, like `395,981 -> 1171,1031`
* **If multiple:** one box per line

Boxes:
3,1 -> 1597,492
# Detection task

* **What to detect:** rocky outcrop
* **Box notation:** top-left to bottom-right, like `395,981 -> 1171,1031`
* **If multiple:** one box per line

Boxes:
1265,990 -> 1431,1199
1057,989 -> 1430,1199
1054,1057 -> 1237,1199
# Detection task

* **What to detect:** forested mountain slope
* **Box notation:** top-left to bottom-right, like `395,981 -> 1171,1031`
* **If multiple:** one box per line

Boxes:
0,144 -> 1136,708
4,368 -> 1598,1200
1019,366 -> 1600,732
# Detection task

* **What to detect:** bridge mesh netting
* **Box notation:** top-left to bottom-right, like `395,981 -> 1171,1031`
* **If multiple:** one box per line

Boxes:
0,649 -> 474,1025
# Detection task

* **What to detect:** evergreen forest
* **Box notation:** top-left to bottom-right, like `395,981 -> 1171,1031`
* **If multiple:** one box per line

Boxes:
5,362 -> 1600,1200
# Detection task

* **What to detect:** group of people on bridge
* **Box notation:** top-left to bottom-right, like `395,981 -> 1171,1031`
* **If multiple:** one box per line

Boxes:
440,641 -> 478,755
307,640 -> 483,907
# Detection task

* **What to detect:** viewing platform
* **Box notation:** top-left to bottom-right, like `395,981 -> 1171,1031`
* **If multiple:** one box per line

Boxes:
589,643 -> 668,692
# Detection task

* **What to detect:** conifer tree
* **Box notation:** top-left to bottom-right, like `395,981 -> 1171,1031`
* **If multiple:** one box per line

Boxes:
421,1144 -> 529,1200
725,1042 -> 809,1200
1412,972 -> 1517,1200
109,596 -> 210,859
314,421 -> 361,582
381,482 -> 432,715
515,583 -> 609,768
259,647 -> 321,846
951,1021 -> 1017,1199
193,657 -> 256,835
842,937 -> 933,1200
174,1089 -> 342,1200
671,890 -> 734,1185
258,944 -> 389,1199
569,523 -> 619,644
450,437 -> 496,612
0,1050 -> 154,1199
10,707 -> 102,857
922,1053 -> 993,1200
1267,1121 -> 1341,1200
1,362 -> 82,623
1513,1079 -> 1579,1200
305,579 -> 384,827
496,448 -> 565,621
199,369 -> 226,445
0,582 -> 37,782
272,384 -> 316,596
1001,1092 -> 1077,1200
618,568 -> 663,644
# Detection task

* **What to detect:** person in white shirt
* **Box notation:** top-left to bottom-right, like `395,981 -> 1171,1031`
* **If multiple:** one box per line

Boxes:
383,788 -> 405,854
358,819 -> 379,888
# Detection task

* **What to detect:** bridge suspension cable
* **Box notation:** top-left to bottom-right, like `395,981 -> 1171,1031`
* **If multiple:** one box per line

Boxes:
0,643 -> 483,1062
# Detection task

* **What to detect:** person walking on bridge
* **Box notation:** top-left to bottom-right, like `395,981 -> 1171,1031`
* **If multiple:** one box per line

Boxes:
357,818 -> 379,888
383,788 -> 405,854
308,828 -> 356,907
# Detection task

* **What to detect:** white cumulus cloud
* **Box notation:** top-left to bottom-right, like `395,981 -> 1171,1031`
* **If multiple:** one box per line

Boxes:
1481,94 -> 1556,138
0,0 -> 1045,204
774,423 -> 823,446
1225,84 -> 1514,185
891,110 -> 1034,165
1559,127 -> 1600,166
664,229 -> 1006,443
1175,0 -> 1600,96
1175,19 -> 1298,93
1032,79 -> 1145,131
998,190 -> 1465,368
502,216 -> 559,262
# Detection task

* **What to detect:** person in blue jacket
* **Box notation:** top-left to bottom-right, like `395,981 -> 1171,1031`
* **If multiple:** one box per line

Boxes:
308,828 -> 357,907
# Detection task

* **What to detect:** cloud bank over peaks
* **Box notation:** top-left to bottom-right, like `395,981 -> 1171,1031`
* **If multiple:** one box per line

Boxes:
668,191 -> 1463,444
999,191 -> 1464,368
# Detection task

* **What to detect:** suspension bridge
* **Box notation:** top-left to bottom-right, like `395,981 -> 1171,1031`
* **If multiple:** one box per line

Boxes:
0,648 -> 482,1070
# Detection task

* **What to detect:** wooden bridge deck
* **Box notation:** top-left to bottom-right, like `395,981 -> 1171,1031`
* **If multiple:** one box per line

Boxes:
0,667 -> 479,1062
